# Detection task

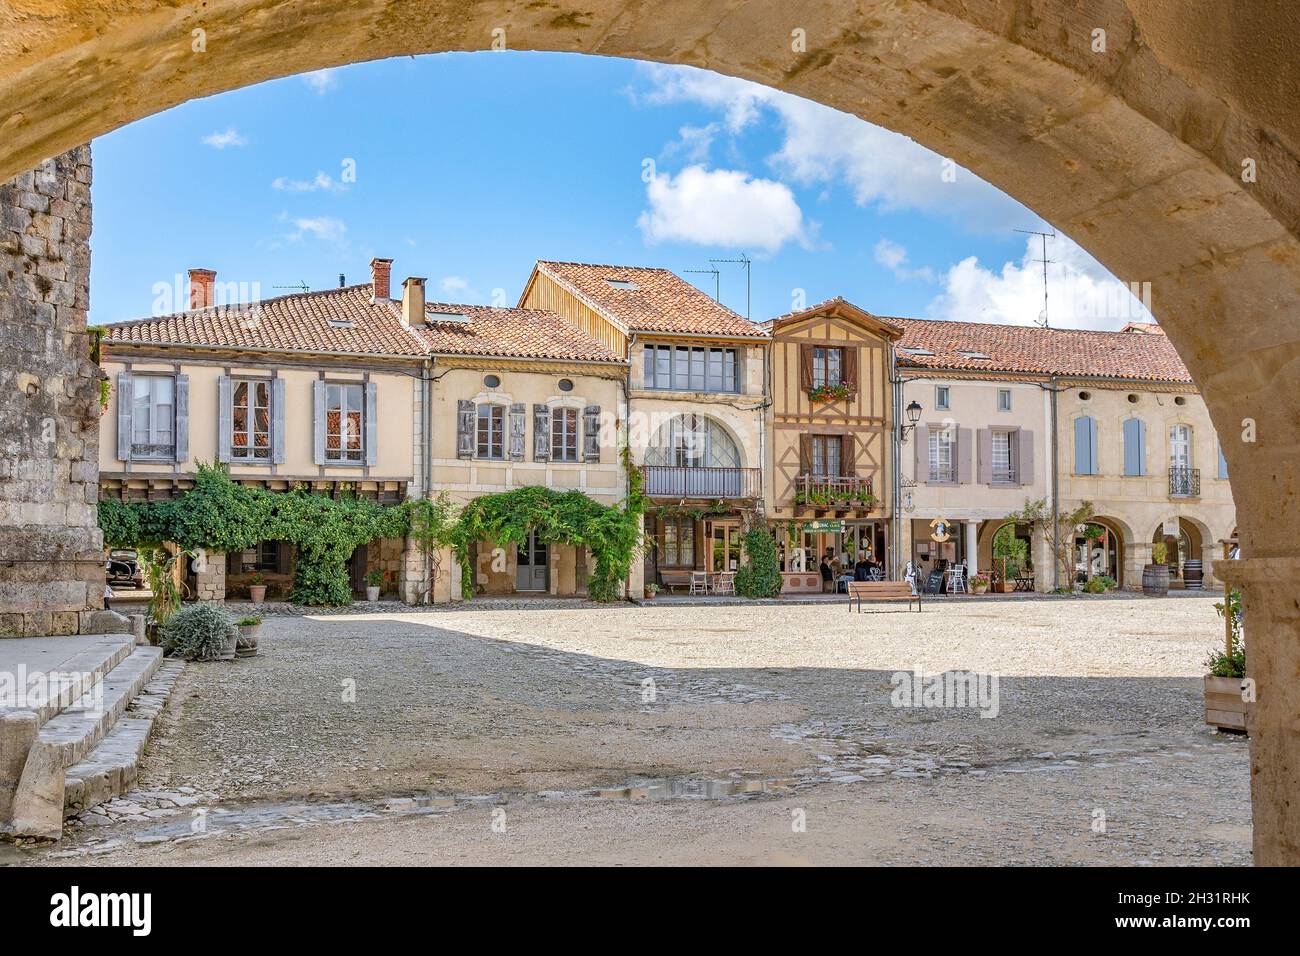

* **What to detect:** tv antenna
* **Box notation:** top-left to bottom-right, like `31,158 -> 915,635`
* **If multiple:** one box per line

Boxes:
710,253 -> 752,319
684,265 -> 721,301
272,280 -> 310,293
1014,228 -> 1055,327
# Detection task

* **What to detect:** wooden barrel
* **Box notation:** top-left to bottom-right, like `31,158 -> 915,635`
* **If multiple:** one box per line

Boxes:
1184,559 -> 1204,590
1142,563 -> 1169,596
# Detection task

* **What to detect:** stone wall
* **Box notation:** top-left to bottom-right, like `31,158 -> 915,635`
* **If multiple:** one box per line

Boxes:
0,146 -> 102,637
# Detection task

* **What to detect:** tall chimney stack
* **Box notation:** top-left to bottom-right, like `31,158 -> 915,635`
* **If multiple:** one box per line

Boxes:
370,257 -> 393,301
188,268 -> 216,310
401,276 -> 426,328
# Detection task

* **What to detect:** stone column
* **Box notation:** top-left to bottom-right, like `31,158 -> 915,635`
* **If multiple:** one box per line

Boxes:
192,552 -> 225,602
1030,522 -> 1053,592
1125,540 -> 1151,593
0,146 -> 102,637
964,521 -> 978,576
627,515 -> 646,599
398,537 -> 427,605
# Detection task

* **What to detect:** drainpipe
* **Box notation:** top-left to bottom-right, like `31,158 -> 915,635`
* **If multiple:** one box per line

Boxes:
422,357 -> 434,603
890,348 -> 902,579
1050,375 -> 1060,591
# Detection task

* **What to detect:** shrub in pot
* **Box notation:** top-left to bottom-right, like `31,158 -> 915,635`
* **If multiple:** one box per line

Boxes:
1205,589 -> 1249,732
161,602 -> 236,662
1142,541 -> 1170,596
968,573 -> 990,594
643,583 -> 659,600
235,615 -> 262,658
248,571 -> 267,604
365,569 -> 384,602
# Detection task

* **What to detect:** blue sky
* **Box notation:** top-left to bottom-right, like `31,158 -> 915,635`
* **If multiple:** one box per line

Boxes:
90,52 -> 1153,330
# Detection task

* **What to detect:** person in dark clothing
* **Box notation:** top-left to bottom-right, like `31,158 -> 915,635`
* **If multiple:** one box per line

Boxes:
819,551 -> 834,591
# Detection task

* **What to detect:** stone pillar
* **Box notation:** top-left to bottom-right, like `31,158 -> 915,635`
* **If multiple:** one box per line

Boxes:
1122,539 -> 1151,592
398,537 -> 429,605
193,552 -> 225,602
1030,522 -> 1054,592
0,146 -> 101,637
627,515 -> 646,599
964,521 -> 978,576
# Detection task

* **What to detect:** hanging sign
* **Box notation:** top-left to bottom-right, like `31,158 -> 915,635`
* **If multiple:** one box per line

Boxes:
929,518 -> 952,543
1163,518 -> 1179,537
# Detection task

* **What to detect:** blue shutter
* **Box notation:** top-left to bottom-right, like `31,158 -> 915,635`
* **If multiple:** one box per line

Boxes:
1217,442 -> 1228,479
1137,419 -> 1147,475
1123,418 -> 1146,476
1074,417 -> 1091,475
1088,417 -> 1099,475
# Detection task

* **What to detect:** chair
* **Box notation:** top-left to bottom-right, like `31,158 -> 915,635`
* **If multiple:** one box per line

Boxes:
714,571 -> 736,595
946,567 -> 966,594
868,567 -> 884,582
689,571 -> 709,595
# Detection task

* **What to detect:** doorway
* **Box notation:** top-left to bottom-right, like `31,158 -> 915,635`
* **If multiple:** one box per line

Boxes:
516,530 -> 549,592
707,520 -> 742,573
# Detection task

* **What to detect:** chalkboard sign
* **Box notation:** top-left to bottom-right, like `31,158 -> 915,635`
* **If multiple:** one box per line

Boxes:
924,571 -> 944,594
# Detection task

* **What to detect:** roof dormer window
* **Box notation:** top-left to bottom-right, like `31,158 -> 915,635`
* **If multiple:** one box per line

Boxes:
426,310 -> 470,324
604,278 -> 639,290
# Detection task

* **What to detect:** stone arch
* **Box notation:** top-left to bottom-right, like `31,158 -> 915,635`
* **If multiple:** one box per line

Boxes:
3,0 -> 1300,863
644,413 -> 745,469
1082,514 -> 1132,588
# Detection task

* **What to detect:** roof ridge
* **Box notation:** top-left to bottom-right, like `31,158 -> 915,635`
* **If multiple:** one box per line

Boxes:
106,282 -> 379,327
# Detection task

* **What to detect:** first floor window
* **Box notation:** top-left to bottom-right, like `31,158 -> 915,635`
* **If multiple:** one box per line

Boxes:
929,427 -> 955,482
997,388 -> 1011,412
256,541 -> 280,571
936,385 -> 950,410
811,435 -> 842,477
231,379 -> 271,460
131,375 -> 175,459
811,347 -> 844,389
325,383 -> 364,462
551,407 -> 579,462
660,517 -> 695,567
643,344 -> 740,392
477,404 -> 505,459
992,429 -> 1016,483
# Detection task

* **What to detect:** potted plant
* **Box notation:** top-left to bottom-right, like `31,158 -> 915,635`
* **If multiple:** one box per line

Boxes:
160,602 -> 236,662
235,615 -> 262,657
248,570 -> 267,604
807,382 -> 853,404
1142,541 -> 1169,596
1205,589 -> 1249,733
968,573 -> 990,594
643,582 -> 659,601
365,569 -> 384,602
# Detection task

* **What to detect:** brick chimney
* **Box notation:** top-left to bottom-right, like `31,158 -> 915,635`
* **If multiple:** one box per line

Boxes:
370,257 -> 394,301
188,268 -> 216,310
401,276 -> 426,327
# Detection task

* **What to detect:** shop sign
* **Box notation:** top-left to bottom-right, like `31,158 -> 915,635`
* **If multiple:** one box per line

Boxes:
929,518 -> 952,542
804,520 -> 845,533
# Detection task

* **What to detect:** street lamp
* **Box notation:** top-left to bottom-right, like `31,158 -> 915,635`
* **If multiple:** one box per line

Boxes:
899,400 -> 922,442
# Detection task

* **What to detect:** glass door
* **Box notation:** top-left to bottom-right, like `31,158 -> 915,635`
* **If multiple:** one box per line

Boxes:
515,530 -> 549,592
708,521 -> 742,572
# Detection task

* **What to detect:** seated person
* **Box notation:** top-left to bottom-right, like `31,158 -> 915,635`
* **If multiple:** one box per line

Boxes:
853,551 -> 872,581
819,552 -> 834,591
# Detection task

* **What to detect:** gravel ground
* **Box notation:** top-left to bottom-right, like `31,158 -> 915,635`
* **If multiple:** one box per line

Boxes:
8,593 -> 1252,866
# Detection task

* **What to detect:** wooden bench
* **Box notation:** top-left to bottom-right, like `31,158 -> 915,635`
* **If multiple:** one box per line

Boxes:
847,580 -> 921,612
658,570 -> 693,594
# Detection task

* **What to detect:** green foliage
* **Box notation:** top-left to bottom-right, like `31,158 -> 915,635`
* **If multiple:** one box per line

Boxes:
992,523 -> 1028,577
365,569 -> 384,587
99,499 -> 142,549
1209,588 -> 1246,677
794,488 -> 877,509
236,616 -> 262,627
1083,574 -> 1117,593
1151,541 -> 1168,565
161,602 -> 233,661
144,546 -> 186,630
808,382 -> 853,403
1005,498 -> 1095,587
734,528 -> 783,599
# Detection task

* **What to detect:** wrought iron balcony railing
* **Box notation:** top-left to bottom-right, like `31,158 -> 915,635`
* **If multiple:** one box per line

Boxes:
642,465 -> 762,499
794,474 -> 877,508
1169,465 -> 1200,498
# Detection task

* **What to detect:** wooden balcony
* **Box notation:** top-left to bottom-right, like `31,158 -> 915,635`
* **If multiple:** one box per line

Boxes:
794,474 -> 877,509
642,465 -> 762,499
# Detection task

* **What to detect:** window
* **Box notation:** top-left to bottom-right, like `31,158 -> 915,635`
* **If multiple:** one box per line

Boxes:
811,435 -> 842,477
476,404 -> 505,459
551,407 -> 579,462
643,345 -> 740,392
325,383 -> 364,462
230,380 -> 270,461
557,378 -> 574,392
929,427 -> 955,482
130,375 -> 175,459
255,541 -> 280,572
1169,424 -> 1193,469
483,374 -> 501,388
811,347 -> 844,389
660,516 -> 695,567
991,430 -> 1016,483
935,385 -> 950,410
644,414 -> 739,468
605,278 -> 639,290
997,388 -> 1011,412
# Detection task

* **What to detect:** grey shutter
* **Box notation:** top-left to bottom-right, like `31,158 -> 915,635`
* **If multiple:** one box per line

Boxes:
508,403 -> 526,461
1089,417 -> 1099,475
217,375 -> 232,463
1122,418 -> 1141,476
1018,429 -> 1034,486
956,427 -> 972,484
914,424 -> 929,484
976,428 -> 992,484
271,377 -> 286,464
364,381 -> 378,466
174,374 -> 189,463
583,405 -> 601,463
1075,416 -> 1095,475
456,400 -> 474,459
312,379 -> 326,465
116,371 -> 133,461
533,404 -> 550,461
1136,419 -> 1147,475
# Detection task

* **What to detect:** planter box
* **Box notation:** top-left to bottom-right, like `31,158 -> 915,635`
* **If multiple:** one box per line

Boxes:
1204,675 -> 1250,733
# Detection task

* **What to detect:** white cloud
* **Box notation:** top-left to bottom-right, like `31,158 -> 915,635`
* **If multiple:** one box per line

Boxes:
637,165 -> 806,252
926,234 -> 1156,330
661,123 -> 720,164
285,216 -> 347,243
873,238 -> 935,283
271,171 -> 347,193
439,276 -> 470,295
302,69 -> 338,94
201,128 -> 247,149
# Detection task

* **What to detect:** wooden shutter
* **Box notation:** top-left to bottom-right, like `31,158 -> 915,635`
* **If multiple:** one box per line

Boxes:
840,433 -> 856,477
1122,418 -> 1141,476
798,344 -> 813,391
312,380 -> 327,465
976,428 -> 992,484
271,377 -> 286,464
508,403 -> 526,461
1074,417 -> 1093,475
840,347 -> 857,390
1018,429 -> 1034,486
914,424 -> 928,484
364,381 -> 378,466
956,427 -> 972,484
456,400 -> 474,459
116,371 -> 133,461
692,519 -> 705,571
533,404 -> 551,461
798,434 -> 812,476
217,375 -> 232,463
583,405 -> 601,462
174,374 -> 190,463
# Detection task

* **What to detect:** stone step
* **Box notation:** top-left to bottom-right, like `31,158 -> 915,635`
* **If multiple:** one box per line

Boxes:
64,659 -> 185,815
6,646 -> 163,839
0,634 -> 136,729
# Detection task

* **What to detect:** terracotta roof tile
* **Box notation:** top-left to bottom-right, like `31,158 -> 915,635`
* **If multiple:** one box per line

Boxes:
765,296 -> 903,336
534,261 -> 768,338
892,317 -> 1192,382
410,302 -> 622,363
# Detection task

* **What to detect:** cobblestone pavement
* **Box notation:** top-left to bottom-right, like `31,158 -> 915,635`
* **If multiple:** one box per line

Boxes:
6,594 -> 1252,866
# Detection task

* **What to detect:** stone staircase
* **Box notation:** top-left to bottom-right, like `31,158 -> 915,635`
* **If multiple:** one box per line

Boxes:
1,634 -> 185,840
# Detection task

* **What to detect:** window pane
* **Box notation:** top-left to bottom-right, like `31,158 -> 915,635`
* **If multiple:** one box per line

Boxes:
826,438 -> 841,476
827,348 -> 842,385
673,347 -> 689,389
644,346 -> 655,386
724,349 -> 738,392
812,348 -> 826,388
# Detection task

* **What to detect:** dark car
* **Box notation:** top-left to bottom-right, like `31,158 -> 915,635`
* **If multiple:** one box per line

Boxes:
106,549 -> 145,589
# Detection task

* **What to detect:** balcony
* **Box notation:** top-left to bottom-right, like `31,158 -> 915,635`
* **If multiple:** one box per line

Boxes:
642,465 -> 761,499
1169,465 -> 1201,498
794,474 -> 877,509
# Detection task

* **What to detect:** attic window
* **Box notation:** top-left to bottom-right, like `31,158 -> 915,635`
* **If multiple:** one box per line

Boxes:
957,351 -> 991,360
427,310 -> 470,324
898,346 -> 934,356
327,319 -> 355,329
604,279 -> 639,290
